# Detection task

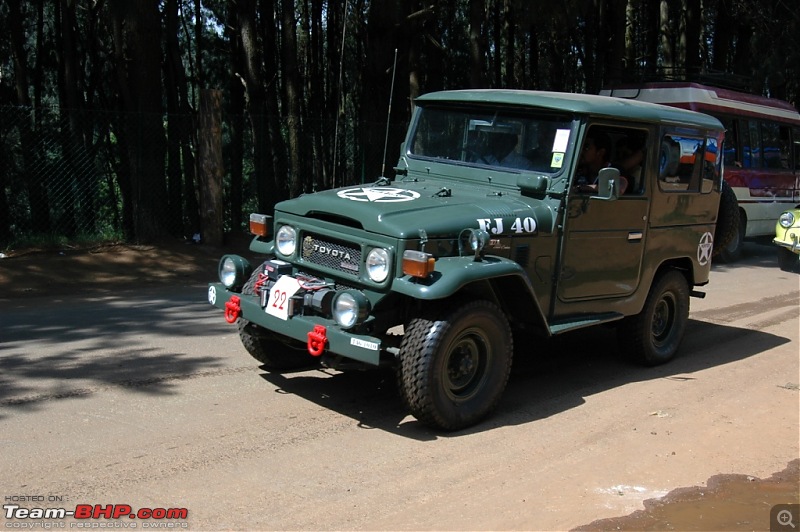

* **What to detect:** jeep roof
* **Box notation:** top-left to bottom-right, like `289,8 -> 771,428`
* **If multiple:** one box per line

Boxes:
416,89 -> 723,129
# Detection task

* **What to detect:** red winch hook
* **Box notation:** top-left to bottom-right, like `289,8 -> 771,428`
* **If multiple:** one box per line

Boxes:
224,296 -> 241,323
307,325 -> 328,357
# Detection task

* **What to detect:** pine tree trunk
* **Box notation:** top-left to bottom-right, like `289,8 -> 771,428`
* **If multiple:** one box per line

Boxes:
198,90 -> 224,247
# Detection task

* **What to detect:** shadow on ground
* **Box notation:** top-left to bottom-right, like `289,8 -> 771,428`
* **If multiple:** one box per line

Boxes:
0,289 -> 243,417
258,317 -> 790,441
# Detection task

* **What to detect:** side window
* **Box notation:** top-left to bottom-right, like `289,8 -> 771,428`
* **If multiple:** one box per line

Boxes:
740,119 -> 752,168
702,136 -> 722,193
658,134 -> 704,192
612,130 -> 648,195
794,127 -> 800,170
779,124 -> 792,169
718,115 -> 738,167
574,125 -> 647,195
761,122 -> 790,169
742,119 -> 761,168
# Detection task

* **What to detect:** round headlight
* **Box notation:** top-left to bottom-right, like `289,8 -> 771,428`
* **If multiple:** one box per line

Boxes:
276,225 -> 297,256
218,255 -> 252,289
779,212 -> 795,229
366,248 -> 390,282
332,291 -> 371,329
220,257 -> 238,288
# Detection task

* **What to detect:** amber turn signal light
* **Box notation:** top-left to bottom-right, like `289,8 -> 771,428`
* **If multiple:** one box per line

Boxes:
402,250 -> 435,278
249,213 -> 272,237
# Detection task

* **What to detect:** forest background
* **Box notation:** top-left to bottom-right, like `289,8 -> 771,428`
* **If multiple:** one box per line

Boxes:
0,0 -> 798,247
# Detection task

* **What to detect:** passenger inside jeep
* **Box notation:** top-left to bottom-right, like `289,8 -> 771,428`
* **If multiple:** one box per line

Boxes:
613,134 -> 647,194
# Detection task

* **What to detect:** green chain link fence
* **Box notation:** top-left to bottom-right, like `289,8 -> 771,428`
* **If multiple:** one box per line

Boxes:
0,104 -> 404,249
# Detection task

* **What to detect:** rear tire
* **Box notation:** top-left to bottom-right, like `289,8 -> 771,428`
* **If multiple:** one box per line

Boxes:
717,211 -> 744,263
238,269 -> 320,371
714,180 -> 741,260
398,300 -> 513,430
617,270 -> 689,366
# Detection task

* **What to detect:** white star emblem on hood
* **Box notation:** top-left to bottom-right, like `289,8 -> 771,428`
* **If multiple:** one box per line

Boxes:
337,187 -> 421,202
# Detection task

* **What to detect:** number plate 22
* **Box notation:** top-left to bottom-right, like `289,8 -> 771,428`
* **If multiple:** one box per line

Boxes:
265,276 -> 301,320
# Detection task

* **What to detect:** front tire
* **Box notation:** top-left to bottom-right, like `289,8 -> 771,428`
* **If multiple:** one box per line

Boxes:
617,270 -> 689,366
777,247 -> 800,272
398,300 -> 513,430
238,321 -> 318,370
238,269 -> 320,371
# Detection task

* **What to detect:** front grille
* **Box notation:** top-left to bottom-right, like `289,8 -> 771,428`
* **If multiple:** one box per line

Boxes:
296,271 -> 356,292
300,234 -> 361,277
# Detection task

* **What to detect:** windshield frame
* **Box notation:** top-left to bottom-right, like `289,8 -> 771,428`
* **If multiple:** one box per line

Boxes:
404,103 -> 577,178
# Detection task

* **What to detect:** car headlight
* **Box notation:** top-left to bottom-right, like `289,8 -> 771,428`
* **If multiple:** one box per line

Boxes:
219,255 -> 252,289
275,225 -> 297,256
332,290 -> 371,329
366,248 -> 390,282
779,212 -> 795,229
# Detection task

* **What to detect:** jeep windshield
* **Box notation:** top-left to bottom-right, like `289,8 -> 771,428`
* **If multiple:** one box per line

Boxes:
407,106 -> 574,174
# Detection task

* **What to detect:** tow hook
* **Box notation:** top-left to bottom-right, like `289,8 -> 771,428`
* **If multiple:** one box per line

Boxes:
224,296 -> 242,323
307,325 -> 328,356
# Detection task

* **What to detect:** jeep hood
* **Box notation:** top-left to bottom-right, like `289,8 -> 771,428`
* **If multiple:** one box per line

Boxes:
275,182 -> 544,238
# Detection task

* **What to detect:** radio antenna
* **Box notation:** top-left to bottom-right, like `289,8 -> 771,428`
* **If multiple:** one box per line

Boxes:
380,48 -> 398,178
332,0 -> 349,189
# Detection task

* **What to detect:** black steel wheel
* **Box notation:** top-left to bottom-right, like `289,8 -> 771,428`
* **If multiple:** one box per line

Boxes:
398,300 -> 513,430
617,270 -> 689,366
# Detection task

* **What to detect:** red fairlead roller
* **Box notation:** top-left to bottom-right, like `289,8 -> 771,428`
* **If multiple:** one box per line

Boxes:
307,325 -> 327,356
224,296 -> 241,323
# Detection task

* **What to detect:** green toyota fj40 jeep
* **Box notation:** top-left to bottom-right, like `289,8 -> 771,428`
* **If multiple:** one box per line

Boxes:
208,90 -> 731,430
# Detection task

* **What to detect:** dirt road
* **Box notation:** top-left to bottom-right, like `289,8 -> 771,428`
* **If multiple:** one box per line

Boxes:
1,241 -> 798,530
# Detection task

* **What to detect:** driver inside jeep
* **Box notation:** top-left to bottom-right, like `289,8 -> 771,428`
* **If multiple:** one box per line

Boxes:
574,132 -> 629,194
481,131 -> 535,170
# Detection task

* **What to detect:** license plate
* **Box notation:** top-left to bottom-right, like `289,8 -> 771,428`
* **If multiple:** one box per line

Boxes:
265,275 -> 301,320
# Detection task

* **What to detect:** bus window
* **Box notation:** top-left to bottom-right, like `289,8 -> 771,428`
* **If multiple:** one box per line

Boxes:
779,124 -> 792,169
761,122 -> 791,169
719,115 -> 738,167
744,120 -> 762,168
793,127 -> 800,170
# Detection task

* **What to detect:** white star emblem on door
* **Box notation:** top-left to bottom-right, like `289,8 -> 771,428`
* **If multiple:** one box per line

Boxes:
697,232 -> 714,265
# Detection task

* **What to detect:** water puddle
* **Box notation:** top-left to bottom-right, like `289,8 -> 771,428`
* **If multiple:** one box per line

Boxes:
575,459 -> 799,531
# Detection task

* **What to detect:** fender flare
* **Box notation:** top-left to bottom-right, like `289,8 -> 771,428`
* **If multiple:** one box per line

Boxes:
391,255 -> 548,326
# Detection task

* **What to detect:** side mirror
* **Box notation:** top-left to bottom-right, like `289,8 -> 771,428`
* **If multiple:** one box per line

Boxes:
596,167 -> 621,201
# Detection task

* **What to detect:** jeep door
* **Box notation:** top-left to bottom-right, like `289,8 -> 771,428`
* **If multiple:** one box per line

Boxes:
557,124 -> 652,301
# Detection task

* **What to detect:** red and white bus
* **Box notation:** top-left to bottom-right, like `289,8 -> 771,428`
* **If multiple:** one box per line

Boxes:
601,82 -> 800,261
